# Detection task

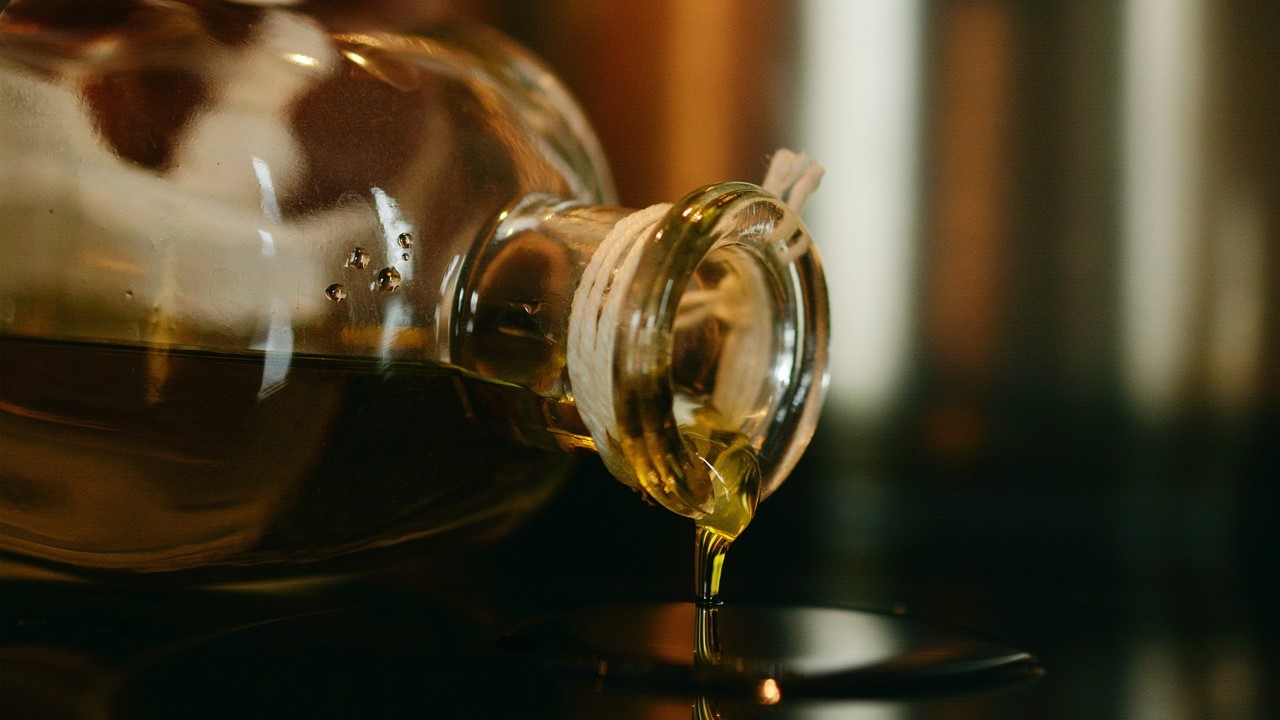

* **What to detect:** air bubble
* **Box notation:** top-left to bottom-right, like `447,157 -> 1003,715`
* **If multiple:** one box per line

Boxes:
346,247 -> 371,269
401,252 -> 410,261
373,267 -> 401,292
325,283 -> 348,302
124,289 -> 134,300
397,232 -> 414,249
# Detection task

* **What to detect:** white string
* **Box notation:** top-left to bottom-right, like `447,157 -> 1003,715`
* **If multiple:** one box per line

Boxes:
566,149 -> 823,491
762,148 -> 825,212
567,203 -> 671,487
763,149 -> 825,264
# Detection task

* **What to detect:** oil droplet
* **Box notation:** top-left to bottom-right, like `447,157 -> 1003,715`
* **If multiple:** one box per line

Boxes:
373,267 -> 401,292
397,232 -> 414,249
401,252 -> 410,261
325,283 -> 348,302
346,247 -> 370,269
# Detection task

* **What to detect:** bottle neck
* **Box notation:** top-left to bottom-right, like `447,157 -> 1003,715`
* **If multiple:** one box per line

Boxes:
454,179 -> 828,521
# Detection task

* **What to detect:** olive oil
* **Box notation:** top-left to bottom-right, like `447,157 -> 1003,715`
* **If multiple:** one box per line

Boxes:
0,336 -> 573,572
694,526 -> 732,666
680,424 -> 762,667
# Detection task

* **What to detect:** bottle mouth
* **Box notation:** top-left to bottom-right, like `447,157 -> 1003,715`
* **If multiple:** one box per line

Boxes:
607,182 -> 829,518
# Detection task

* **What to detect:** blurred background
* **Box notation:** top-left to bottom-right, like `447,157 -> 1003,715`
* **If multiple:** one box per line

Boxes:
471,1 -> 1278,718
1,1 -> 1274,718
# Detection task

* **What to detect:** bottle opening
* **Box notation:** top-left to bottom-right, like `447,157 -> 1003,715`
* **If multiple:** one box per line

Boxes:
671,241 -> 784,443
582,182 -> 828,520
670,243 -> 778,537
473,181 -> 828,522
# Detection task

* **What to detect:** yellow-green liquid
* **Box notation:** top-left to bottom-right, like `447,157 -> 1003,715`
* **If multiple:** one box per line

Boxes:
682,424 -> 762,668
690,440 -> 754,718
0,336 -> 573,573
694,526 -> 732,666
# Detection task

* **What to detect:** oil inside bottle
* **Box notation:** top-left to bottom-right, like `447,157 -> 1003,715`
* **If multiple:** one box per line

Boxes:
0,336 -> 574,573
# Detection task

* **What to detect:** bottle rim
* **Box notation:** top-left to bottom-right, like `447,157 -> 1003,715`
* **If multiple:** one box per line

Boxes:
606,181 -> 830,517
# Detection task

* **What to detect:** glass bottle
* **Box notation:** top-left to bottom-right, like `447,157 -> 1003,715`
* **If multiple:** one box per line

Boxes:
0,1 -> 828,573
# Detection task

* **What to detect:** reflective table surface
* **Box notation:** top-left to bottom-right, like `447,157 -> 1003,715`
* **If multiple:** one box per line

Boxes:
4,412 -> 1276,719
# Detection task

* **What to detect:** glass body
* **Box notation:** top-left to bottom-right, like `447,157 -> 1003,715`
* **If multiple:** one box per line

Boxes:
0,1 -> 827,574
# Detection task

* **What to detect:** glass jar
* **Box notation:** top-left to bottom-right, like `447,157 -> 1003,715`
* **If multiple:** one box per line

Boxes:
0,1 -> 828,573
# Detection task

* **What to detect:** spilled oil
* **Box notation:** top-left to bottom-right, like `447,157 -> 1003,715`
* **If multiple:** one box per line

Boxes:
497,428 -> 1044,712
500,602 -> 1043,707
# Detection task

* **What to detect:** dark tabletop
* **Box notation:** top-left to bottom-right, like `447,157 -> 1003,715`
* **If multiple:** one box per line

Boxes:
5,406 -> 1275,720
